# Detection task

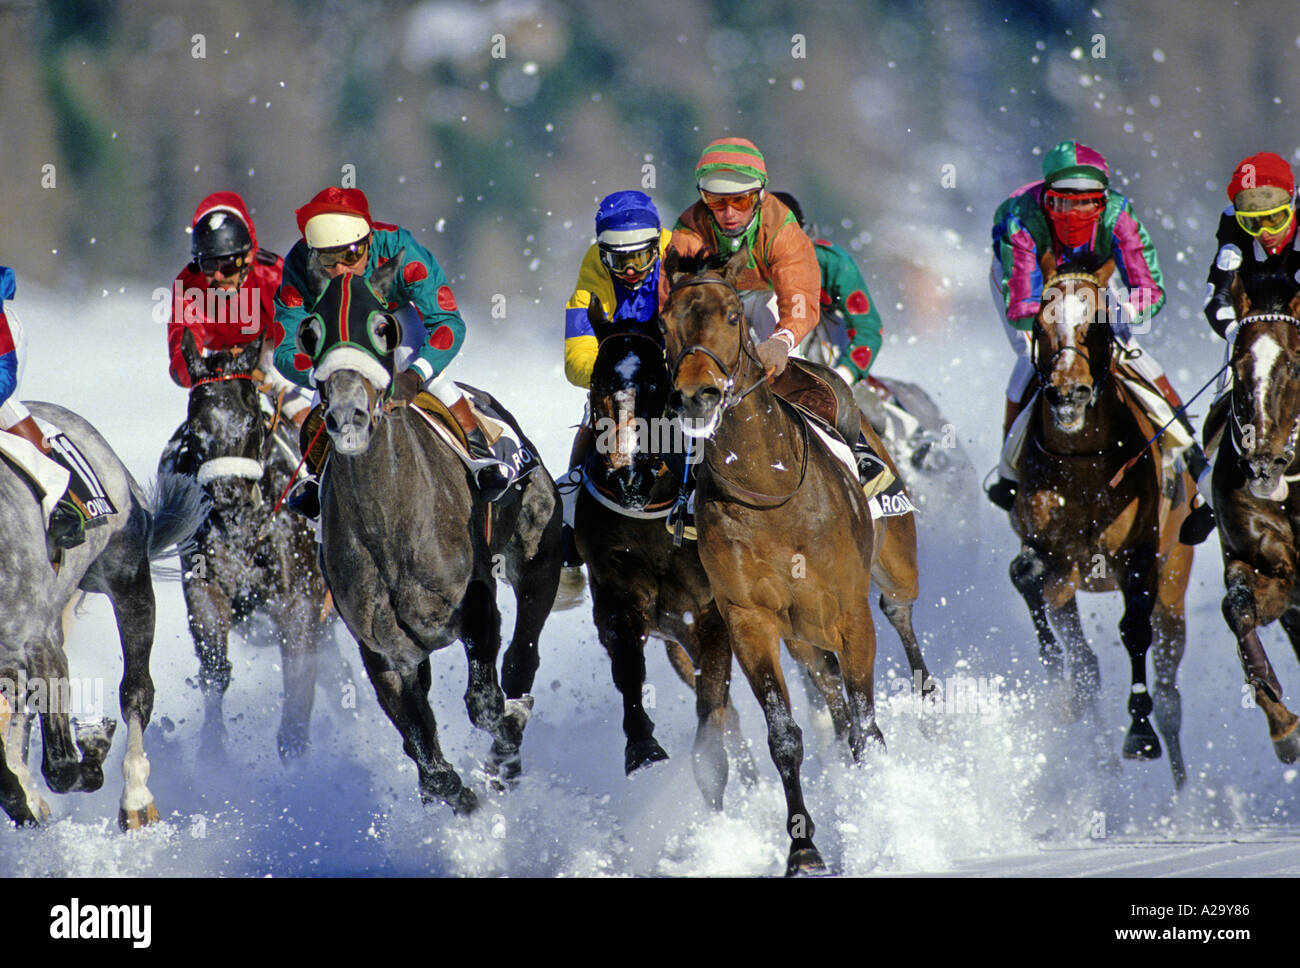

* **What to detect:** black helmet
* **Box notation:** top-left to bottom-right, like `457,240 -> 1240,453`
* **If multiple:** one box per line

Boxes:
771,191 -> 805,228
191,209 -> 252,262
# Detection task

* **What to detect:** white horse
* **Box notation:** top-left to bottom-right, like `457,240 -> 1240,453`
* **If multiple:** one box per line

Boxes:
0,401 -> 203,828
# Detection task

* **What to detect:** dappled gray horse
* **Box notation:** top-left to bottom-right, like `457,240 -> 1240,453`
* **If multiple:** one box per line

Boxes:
305,263 -> 563,814
0,402 -> 203,828
159,331 -> 344,761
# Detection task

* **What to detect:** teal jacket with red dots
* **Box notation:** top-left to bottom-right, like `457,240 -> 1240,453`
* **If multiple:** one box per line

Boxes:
813,239 -> 882,380
272,223 -> 466,387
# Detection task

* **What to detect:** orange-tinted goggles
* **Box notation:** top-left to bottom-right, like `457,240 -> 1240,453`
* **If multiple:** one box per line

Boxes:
315,240 -> 369,268
699,188 -> 762,215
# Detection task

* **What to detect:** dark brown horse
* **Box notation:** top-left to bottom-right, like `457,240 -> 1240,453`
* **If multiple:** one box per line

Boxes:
661,250 -> 929,875
1211,289 -> 1300,762
1009,265 -> 1193,788
575,302 -> 760,787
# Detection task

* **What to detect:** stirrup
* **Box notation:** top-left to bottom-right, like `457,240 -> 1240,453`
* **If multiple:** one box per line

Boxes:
853,433 -> 892,493
1179,501 -> 1215,546
464,427 -> 514,503
49,497 -> 87,550
986,476 -> 1018,511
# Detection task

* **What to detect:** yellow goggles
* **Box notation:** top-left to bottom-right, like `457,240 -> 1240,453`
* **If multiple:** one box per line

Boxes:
1235,202 -> 1295,237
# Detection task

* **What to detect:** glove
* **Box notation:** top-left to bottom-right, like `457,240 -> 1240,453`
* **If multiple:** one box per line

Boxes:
834,364 -> 858,386
390,368 -> 423,405
756,337 -> 791,378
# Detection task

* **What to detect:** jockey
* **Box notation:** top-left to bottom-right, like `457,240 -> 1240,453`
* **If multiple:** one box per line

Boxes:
167,191 -> 310,425
770,190 -> 883,384
986,139 -> 1211,536
273,186 -> 512,512
659,137 -> 887,486
1188,153 -> 1300,544
559,189 -> 671,566
0,266 -> 86,548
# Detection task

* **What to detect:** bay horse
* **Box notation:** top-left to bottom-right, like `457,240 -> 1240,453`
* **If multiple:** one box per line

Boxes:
1008,263 -> 1193,789
575,301 -> 759,786
1211,289 -> 1300,763
661,249 -> 931,875
306,260 -> 563,814
1,403 -> 203,827
159,330 -> 341,761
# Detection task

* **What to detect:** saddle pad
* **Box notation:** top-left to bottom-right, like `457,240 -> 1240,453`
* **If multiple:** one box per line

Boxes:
43,431 -> 118,523
804,418 -> 911,519
410,389 -> 542,482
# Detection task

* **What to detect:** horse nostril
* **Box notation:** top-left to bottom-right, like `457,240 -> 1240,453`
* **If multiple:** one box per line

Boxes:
667,390 -> 685,414
697,386 -> 722,407
1276,456 -> 1290,469
1071,386 -> 1091,404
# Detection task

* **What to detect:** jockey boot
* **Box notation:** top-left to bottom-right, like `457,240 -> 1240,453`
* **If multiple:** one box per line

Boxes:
852,431 -> 893,495
559,422 -> 597,567
5,415 -> 87,548
450,395 -> 512,503
1178,443 -> 1216,545
986,396 -> 1022,511
285,477 -> 320,520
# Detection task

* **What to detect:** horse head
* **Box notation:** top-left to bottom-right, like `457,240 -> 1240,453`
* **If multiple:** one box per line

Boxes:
660,247 -> 754,438
297,254 -> 403,456
1032,259 -> 1116,433
586,301 -> 672,508
180,329 -> 267,510
1229,286 -> 1300,500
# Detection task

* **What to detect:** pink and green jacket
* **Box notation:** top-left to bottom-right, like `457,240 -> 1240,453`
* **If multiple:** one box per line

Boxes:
991,181 -> 1165,329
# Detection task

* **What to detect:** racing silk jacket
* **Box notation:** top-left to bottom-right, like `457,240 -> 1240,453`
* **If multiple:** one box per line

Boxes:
992,180 -> 1165,331
659,193 -> 821,346
0,266 -> 16,409
1204,201 -> 1300,337
813,239 -> 883,380
564,228 -> 672,389
273,223 -> 466,388
166,192 -> 289,389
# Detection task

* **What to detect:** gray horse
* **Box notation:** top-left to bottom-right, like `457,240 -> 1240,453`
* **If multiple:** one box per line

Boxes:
0,402 -> 204,828
307,265 -> 563,814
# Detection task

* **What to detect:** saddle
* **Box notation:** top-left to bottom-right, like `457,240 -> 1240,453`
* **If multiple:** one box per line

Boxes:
0,420 -> 117,527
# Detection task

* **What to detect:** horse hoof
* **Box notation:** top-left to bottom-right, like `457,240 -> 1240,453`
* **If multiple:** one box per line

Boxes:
785,846 -> 829,877
625,739 -> 670,776
1272,721 -> 1300,764
552,567 -> 586,612
119,800 -> 160,831
1122,719 -> 1162,760
277,729 -> 311,763
452,787 -> 480,816
503,696 -> 534,734
73,716 -> 117,764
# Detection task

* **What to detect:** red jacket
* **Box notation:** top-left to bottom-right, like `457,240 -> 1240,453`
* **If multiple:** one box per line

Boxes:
167,191 -> 286,387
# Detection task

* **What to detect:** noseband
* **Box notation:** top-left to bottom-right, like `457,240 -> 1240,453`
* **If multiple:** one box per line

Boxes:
666,275 -> 768,409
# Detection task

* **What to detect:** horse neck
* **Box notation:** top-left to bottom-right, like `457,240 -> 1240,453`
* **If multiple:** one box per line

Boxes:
707,371 -> 804,489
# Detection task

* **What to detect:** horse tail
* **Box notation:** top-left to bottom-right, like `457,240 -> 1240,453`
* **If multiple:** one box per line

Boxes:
142,470 -> 209,562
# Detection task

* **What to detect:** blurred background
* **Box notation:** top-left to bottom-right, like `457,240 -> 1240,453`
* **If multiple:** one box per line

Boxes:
2,0 -> 1296,350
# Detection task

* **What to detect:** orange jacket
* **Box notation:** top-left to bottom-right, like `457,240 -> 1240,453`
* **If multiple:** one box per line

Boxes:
660,193 -> 821,343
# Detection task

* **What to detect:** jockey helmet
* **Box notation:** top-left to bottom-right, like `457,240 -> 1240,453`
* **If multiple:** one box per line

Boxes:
696,137 -> 767,237
192,208 -> 252,262
596,190 -> 660,288
1228,153 -> 1296,249
297,187 -> 373,251
1041,140 -> 1110,247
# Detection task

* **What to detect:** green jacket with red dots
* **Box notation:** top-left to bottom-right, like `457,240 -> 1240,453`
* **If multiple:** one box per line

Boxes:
272,223 -> 466,388
814,239 -> 882,380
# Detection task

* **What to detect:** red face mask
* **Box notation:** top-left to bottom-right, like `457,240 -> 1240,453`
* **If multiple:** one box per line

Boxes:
1045,190 -> 1105,248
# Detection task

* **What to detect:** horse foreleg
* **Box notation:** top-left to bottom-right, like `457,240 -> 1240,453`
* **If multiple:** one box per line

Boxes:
0,693 -> 43,825
836,597 -> 886,761
1118,548 -> 1161,762
1046,594 -> 1102,724
183,576 -> 234,758
785,638 -> 851,743
729,606 -> 824,877
592,585 -> 666,775
359,644 -> 477,814
272,596 -> 320,763
1224,561 -> 1300,762
1151,600 -> 1188,789
690,605 -> 732,809
459,578 -> 520,782
30,629 -> 106,795
1010,548 -> 1065,681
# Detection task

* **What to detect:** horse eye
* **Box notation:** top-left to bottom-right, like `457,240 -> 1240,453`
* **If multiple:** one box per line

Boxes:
368,313 -> 400,353
297,315 -> 324,359
727,312 -> 742,327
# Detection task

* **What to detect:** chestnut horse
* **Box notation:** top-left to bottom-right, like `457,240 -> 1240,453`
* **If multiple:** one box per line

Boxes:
1008,265 -> 1193,788
1211,290 -> 1300,763
661,250 -> 929,875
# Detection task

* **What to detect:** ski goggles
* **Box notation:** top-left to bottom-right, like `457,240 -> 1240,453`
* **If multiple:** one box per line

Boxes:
699,187 -> 762,215
1235,202 -> 1295,237
197,252 -> 248,276
314,239 -> 369,269
599,244 -> 658,277
1044,189 -> 1106,215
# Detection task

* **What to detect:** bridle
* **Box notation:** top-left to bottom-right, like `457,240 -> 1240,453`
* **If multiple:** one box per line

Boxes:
187,363 -> 267,489
1031,272 -> 1119,408
666,275 -> 768,408
1229,312 -> 1300,467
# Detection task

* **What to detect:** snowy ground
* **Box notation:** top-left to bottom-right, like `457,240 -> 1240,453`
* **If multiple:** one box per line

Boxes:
4,278 -> 1300,879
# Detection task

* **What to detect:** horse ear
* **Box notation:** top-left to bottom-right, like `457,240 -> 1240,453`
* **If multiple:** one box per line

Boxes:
369,248 -> 404,303
1095,257 -> 1117,288
1230,274 -> 1252,321
304,249 -> 332,295
180,327 -> 209,381
1038,247 -> 1058,283
233,332 -> 264,372
721,247 -> 749,286
586,299 -> 618,342
1289,289 -> 1300,320
663,246 -> 686,287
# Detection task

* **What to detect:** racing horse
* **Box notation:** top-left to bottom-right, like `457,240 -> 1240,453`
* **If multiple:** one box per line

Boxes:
159,331 -> 342,761
1210,288 -> 1300,763
661,249 -> 929,875
575,302 -> 761,787
0,403 -> 203,827
1008,262 -> 1193,788
302,259 -> 563,814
